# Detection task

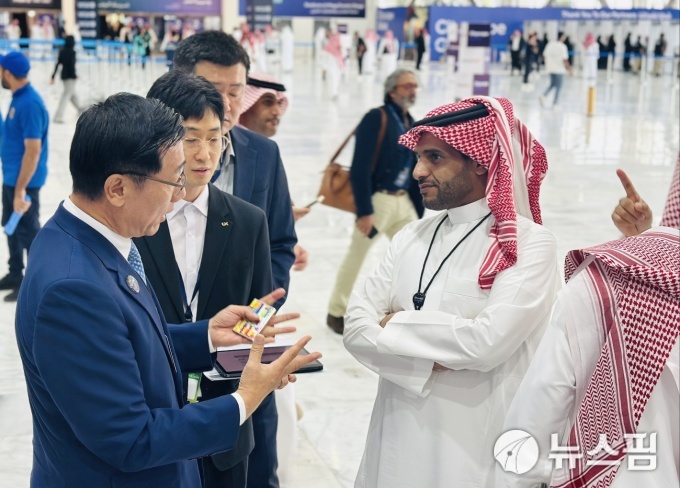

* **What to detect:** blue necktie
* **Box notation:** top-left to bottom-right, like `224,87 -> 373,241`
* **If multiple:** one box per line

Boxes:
127,241 -> 147,284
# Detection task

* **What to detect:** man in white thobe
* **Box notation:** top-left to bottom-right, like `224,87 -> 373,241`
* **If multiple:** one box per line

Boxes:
344,97 -> 561,488
496,227 -> 679,488
496,159 -> 680,488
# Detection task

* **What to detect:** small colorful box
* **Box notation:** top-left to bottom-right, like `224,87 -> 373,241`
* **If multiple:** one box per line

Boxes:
233,299 -> 277,340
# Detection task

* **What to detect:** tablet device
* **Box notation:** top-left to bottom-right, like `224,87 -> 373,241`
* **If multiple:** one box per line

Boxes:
215,346 -> 323,379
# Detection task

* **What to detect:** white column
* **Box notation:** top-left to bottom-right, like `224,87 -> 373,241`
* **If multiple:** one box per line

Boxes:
222,0 -> 243,34
62,0 -> 76,35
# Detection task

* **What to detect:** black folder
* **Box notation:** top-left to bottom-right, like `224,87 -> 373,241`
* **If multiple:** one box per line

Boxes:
215,346 -> 323,379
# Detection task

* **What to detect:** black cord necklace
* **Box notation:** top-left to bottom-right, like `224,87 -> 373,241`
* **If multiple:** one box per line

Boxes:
413,212 -> 492,311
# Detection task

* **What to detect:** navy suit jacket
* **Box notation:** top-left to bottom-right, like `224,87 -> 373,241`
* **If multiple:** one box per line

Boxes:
15,204 -> 241,488
230,126 -> 296,306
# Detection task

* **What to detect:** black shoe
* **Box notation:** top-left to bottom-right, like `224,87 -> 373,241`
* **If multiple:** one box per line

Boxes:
4,288 -> 19,302
0,273 -> 22,290
326,314 -> 344,335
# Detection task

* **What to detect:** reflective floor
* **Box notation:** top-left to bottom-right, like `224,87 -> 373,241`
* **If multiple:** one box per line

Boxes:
0,56 -> 678,486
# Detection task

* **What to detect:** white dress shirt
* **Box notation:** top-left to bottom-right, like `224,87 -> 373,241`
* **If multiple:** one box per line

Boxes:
62,197 -> 246,425
167,187 -> 209,322
213,132 -> 236,195
344,198 -> 561,488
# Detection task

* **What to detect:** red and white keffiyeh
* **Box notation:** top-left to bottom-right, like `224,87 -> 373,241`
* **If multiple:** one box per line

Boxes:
398,96 -> 548,289
241,73 -> 289,117
383,30 -> 395,53
659,154 -> 680,229
324,32 -> 345,69
554,229 -> 680,488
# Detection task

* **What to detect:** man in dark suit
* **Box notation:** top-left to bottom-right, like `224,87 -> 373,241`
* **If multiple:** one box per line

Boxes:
173,31 -> 296,488
14,93 -> 320,488
138,70 -> 271,488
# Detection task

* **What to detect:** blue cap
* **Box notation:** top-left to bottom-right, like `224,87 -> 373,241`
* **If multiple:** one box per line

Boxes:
0,51 -> 31,78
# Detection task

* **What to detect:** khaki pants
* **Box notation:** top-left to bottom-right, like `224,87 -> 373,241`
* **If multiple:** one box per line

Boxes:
328,192 -> 417,317
653,58 -> 663,76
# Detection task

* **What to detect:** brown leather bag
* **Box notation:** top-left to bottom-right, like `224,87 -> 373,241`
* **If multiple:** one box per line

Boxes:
318,108 -> 387,213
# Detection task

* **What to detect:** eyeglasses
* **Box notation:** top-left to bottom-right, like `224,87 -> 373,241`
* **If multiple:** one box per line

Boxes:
396,83 -> 419,91
182,136 -> 228,155
121,171 -> 186,197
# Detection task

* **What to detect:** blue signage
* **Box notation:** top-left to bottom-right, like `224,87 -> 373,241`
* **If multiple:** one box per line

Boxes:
467,23 -> 490,48
428,7 -> 680,61
247,0 -> 274,31
98,0 -> 220,15
376,8 -> 406,43
76,0 -> 99,40
240,0 -> 365,18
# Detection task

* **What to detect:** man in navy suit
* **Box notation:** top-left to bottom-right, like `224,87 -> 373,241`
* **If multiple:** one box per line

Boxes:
14,93 -> 320,488
174,32 -> 296,488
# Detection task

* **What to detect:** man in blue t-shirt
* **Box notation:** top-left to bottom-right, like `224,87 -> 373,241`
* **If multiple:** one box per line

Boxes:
0,52 -> 49,302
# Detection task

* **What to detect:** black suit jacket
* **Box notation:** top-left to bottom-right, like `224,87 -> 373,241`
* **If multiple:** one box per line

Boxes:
229,125 -> 297,308
135,184 -> 273,471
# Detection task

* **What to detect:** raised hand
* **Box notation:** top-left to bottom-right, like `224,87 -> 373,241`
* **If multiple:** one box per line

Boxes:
237,335 -> 322,417
611,169 -> 653,237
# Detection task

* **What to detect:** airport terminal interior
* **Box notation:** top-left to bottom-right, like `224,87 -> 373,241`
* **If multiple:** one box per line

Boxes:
0,2 -> 678,487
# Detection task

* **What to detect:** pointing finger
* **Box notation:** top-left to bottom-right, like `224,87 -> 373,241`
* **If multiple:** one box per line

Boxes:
616,169 -> 640,202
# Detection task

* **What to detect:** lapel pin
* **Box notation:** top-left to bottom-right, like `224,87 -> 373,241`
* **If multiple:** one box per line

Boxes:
126,275 -> 140,294
221,222 -> 230,227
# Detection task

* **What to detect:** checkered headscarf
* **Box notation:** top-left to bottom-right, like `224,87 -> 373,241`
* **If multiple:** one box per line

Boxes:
399,96 -> 548,289
241,73 -> 289,117
660,154 -> 680,229
553,229 -> 680,488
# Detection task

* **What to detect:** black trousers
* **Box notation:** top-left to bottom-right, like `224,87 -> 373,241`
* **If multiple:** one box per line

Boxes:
246,393 -> 279,488
2,185 -> 41,277
511,50 -> 521,72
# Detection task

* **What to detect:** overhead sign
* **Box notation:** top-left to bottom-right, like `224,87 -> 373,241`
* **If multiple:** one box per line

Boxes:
247,0 -> 273,31
0,0 -> 61,7
76,0 -> 99,40
428,7 -> 680,61
97,0 -> 220,15
240,0 -> 365,18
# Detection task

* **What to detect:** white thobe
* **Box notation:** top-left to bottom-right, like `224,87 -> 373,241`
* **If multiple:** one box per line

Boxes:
497,252 -> 680,488
378,39 -> 399,77
583,43 -> 600,86
363,40 -> 377,74
344,198 -> 560,488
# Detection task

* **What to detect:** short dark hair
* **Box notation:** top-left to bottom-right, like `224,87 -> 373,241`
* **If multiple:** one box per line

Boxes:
70,93 -> 185,201
173,30 -> 250,74
147,70 -> 224,124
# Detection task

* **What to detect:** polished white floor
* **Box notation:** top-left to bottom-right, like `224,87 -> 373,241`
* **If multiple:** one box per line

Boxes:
0,55 -> 678,487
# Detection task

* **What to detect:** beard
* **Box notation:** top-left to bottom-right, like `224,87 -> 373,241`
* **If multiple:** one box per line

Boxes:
421,171 -> 474,211
394,93 -> 416,111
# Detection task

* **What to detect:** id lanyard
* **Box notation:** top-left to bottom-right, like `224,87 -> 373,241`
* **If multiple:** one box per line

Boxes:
178,270 -> 202,403
413,213 -> 492,311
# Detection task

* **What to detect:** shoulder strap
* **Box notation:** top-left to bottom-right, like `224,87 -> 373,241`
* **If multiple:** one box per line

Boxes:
329,128 -> 356,164
369,107 -> 388,174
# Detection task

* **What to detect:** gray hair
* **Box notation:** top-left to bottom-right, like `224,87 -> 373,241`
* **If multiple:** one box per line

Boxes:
383,69 -> 416,98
